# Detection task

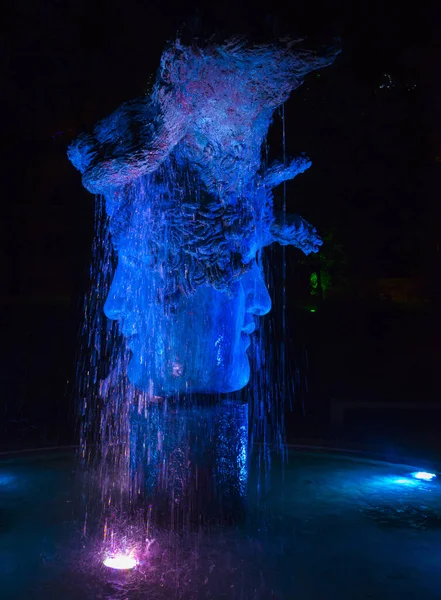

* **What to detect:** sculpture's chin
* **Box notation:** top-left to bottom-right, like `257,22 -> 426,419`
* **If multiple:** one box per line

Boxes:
220,362 -> 250,394
126,356 -> 250,396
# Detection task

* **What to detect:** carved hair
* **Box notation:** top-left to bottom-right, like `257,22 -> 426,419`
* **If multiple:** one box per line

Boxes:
68,37 -> 337,307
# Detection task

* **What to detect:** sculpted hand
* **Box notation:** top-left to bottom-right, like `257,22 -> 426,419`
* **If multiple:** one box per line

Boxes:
271,213 -> 322,255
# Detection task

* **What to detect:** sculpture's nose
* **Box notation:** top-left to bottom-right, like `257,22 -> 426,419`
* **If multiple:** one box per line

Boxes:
245,261 -> 272,317
104,269 -> 125,321
104,291 -> 124,320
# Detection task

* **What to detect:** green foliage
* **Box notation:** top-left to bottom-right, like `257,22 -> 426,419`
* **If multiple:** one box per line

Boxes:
310,271 -> 318,294
303,230 -> 347,300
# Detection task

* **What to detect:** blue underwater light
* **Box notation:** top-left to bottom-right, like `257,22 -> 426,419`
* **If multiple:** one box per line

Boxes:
0,473 -> 15,486
411,471 -> 436,481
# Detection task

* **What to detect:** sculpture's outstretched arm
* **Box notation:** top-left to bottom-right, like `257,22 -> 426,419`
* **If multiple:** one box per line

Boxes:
264,156 -> 312,189
271,212 -> 322,255
67,95 -> 188,194
260,155 -> 320,255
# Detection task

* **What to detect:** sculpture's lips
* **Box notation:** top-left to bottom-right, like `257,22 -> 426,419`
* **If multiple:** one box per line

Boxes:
241,321 -> 256,335
121,322 -> 138,338
123,331 -> 139,348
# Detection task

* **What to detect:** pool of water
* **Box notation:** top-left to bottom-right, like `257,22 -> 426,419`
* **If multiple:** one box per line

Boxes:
1,448 -> 441,599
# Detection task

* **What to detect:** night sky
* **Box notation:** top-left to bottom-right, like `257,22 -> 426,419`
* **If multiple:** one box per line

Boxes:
1,1 -> 440,446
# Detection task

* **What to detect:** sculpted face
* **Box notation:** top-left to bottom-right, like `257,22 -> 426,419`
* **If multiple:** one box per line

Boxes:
67,38 -> 337,397
104,253 -> 271,395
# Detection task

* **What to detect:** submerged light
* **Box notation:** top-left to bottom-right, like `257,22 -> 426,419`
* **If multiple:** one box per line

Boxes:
103,554 -> 137,570
0,473 -> 15,485
411,471 -> 436,482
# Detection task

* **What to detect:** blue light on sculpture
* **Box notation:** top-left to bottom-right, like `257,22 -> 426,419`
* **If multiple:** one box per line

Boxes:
69,37 -> 340,396
104,256 -> 271,394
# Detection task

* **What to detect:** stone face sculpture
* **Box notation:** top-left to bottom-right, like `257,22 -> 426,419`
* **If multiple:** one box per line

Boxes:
68,37 -> 340,396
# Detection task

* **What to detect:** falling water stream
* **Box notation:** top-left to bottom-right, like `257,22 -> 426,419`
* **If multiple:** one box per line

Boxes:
67,35 -> 340,595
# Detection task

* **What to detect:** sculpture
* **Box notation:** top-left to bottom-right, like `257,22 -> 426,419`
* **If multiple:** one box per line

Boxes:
68,37 -> 339,397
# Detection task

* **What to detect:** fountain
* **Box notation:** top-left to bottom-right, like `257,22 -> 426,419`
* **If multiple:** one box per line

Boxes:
67,36 -> 337,534
3,33 -> 441,600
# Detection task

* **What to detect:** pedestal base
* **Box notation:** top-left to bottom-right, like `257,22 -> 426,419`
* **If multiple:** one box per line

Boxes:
130,400 -> 249,527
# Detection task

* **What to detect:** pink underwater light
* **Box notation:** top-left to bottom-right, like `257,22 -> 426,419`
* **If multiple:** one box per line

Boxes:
103,554 -> 137,570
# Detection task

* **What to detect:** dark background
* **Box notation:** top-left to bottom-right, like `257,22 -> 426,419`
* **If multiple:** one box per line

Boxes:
1,1 -> 440,451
